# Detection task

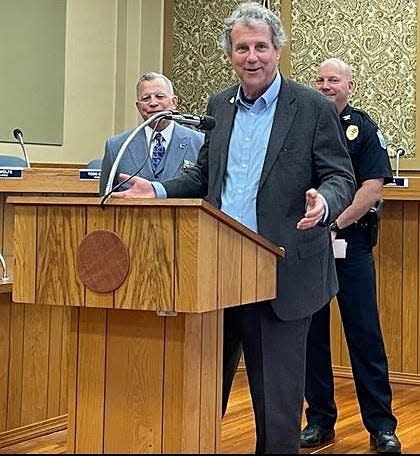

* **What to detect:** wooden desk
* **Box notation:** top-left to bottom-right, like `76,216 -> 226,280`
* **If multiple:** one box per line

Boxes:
0,168 -> 98,448
383,175 -> 420,201
331,176 -> 420,384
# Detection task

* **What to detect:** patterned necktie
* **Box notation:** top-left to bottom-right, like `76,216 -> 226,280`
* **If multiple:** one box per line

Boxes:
151,132 -> 165,174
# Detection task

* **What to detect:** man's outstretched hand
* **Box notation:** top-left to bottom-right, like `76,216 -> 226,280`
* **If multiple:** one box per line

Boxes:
296,188 -> 325,230
111,174 -> 156,198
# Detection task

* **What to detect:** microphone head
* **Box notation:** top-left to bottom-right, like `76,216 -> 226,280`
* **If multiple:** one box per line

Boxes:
13,128 -> 23,140
201,115 -> 216,130
396,147 -> 405,157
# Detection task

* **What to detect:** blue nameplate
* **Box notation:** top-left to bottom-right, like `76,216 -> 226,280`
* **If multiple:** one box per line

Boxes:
0,168 -> 23,179
384,176 -> 409,188
79,169 -> 101,180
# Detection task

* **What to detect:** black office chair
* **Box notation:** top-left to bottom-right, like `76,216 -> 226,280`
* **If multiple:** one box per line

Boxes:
0,155 -> 28,167
86,158 -> 102,169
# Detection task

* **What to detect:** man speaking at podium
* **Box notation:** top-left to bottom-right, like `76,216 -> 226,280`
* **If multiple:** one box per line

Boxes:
111,3 -> 355,453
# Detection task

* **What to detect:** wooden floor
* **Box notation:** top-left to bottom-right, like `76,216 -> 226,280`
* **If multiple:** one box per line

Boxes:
0,370 -> 419,454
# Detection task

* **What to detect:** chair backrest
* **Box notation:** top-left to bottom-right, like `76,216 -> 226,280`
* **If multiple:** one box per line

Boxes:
86,158 -> 102,169
0,155 -> 28,167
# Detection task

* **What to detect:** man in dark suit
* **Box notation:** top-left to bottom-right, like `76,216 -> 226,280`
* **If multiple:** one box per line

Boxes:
99,72 -> 204,195
111,3 -> 355,453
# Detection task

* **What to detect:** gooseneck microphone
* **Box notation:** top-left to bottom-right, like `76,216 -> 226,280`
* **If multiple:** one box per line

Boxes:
168,112 -> 216,130
0,251 -> 9,282
103,110 -> 172,198
12,128 -> 31,168
395,147 -> 405,178
102,110 -> 216,202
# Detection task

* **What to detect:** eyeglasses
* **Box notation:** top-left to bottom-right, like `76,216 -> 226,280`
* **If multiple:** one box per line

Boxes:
138,92 -> 171,104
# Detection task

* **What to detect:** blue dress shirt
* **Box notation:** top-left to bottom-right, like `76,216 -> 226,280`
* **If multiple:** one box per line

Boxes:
152,72 -> 328,229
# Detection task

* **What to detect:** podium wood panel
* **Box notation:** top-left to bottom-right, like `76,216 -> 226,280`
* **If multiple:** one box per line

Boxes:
66,298 -> 223,453
72,308 -> 107,453
116,206 -> 175,312
9,197 -> 281,313
176,208 -> 218,313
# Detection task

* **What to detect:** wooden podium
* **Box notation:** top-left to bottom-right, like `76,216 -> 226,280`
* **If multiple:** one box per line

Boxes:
7,196 -> 283,454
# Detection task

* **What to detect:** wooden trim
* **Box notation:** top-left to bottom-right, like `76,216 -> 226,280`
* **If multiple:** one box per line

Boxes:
333,366 -> 420,386
0,415 -> 67,449
279,0 -> 292,77
30,162 -> 84,169
0,282 -> 12,294
1,168 -> 98,194
388,5 -> 420,169
163,0 -> 174,79
414,2 -> 420,170
383,176 -> 420,200
239,364 -> 420,387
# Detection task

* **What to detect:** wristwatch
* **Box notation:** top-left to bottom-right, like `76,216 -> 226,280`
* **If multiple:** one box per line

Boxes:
330,220 -> 341,233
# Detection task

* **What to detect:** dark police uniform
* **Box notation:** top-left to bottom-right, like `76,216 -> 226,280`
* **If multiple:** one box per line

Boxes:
304,104 -> 397,434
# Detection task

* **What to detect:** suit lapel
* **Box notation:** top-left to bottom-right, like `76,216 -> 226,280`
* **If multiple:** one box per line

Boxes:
127,131 -> 149,165
125,131 -> 154,177
259,77 -> 297,189
215,87 -> 237,177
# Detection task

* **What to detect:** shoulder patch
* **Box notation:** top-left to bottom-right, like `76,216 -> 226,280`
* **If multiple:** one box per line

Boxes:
376,129 -> 387,149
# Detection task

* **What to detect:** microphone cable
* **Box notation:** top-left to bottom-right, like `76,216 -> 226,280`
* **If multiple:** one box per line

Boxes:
99,122 -> 162,208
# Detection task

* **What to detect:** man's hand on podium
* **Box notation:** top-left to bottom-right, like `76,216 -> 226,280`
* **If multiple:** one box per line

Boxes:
111,173 -> 156,198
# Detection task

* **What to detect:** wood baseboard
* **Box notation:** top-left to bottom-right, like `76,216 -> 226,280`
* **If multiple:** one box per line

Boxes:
239,363 -> 420,385
0,368 -> 415,450
333,365 -> 420,385
0,415 -> 67,449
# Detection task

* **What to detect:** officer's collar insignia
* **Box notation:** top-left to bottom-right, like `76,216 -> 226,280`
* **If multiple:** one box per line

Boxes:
342,114 -> 351,121
346,124 -> 359,141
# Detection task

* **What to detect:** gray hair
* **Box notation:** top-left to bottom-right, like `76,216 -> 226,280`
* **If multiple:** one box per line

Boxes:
136,72 -> 174,97
220,2 -> 287,55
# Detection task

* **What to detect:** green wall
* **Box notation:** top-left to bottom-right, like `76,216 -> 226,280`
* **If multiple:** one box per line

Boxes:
0,0 -> 66,146
0,0 -> 164,165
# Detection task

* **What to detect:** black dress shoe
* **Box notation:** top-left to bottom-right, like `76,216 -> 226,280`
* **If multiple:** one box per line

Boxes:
370,430 -> 401,453
300,424 -> 335,448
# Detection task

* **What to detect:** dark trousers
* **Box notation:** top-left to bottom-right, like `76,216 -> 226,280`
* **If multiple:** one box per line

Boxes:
222,302 -> 311,454
304,233 -> 397,433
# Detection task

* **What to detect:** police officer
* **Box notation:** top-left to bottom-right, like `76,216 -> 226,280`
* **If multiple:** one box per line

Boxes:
300,58 -> 401,454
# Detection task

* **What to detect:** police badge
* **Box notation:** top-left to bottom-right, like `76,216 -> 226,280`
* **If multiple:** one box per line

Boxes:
346,125 -> 359,141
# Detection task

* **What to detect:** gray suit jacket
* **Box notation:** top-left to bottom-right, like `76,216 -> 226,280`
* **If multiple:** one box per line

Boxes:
163,76 -> 356,320
100,122 -> 204,195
